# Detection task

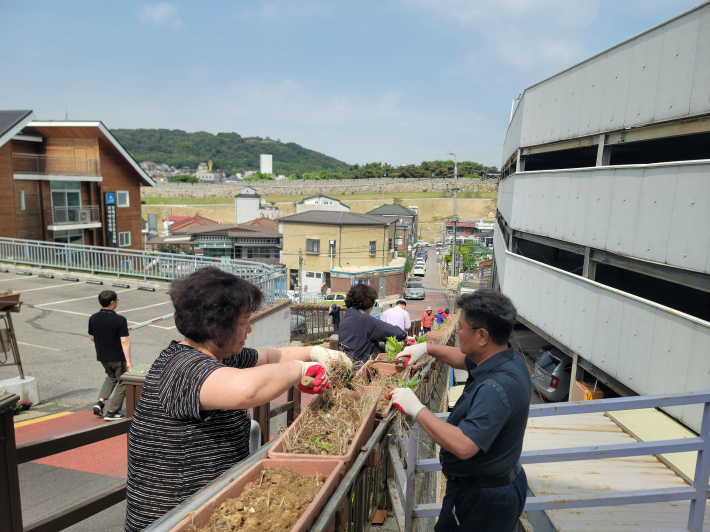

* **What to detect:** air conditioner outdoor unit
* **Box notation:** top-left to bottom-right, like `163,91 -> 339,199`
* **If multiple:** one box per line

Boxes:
78,209 -> 92,223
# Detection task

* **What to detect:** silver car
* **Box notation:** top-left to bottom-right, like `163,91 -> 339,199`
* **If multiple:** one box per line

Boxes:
404,281 -> 425,300
531,348 -> 572,402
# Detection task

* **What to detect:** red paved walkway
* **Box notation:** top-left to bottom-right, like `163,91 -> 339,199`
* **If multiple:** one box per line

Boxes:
16,411 -> 127,478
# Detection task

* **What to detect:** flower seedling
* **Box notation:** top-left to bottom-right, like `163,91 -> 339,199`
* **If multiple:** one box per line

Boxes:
385,336 -> 403,361
308,436 -> 332,451
397,375 -> 420,389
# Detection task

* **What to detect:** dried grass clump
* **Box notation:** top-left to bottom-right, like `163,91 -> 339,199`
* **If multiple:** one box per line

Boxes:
282,360 -> 377,456
351,365 -> 401,413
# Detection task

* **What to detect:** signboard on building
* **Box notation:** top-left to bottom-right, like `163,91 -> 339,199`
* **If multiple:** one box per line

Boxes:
447,276 -> 460,291
105,192 -> 117,247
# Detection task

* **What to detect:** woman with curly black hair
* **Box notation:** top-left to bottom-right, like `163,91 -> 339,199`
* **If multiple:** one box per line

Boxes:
125,267 -> 351,531
338,283 -> 407,363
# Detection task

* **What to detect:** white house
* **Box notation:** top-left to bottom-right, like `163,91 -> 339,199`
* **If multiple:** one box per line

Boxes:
294,194 -> 350,214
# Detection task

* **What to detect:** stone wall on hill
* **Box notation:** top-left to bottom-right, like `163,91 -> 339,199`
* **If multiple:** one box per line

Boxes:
141,178 -> 498,198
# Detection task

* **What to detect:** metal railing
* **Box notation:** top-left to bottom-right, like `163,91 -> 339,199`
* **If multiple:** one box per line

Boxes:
51,205 -> 100,225
13,154 -> 101,177
0,237 -> 287,308
397,390 -> 710,532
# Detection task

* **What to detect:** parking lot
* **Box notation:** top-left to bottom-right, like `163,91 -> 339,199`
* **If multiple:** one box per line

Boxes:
0,269 -> 179,417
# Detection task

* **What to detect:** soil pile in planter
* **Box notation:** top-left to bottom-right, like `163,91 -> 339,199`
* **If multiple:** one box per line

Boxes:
192,466 -> 324,532
282,361 -> 376,455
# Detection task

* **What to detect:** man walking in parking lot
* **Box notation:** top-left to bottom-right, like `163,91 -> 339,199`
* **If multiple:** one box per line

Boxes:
89,290 -> 132,420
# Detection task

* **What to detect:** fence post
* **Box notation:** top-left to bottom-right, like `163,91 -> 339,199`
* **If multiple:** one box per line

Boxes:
0,392 -> 22,532
688,401 -> 710,531
404,424 -> 419,532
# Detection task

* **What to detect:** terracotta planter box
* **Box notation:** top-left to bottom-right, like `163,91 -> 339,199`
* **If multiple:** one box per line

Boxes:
168,459 -> 343,532
0,292 -> 21,311
268,386 -> 381,471
356,362 -> 409,419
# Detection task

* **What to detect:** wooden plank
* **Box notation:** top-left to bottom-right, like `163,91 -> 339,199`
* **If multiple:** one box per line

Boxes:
269,401 -> 294,418
16,418 -> 131,464
23,484 -> 126,532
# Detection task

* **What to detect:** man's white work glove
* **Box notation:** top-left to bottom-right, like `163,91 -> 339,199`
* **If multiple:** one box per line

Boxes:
310,346 -> 353,369
395,342 -> 428,367
389,388 -> 425,419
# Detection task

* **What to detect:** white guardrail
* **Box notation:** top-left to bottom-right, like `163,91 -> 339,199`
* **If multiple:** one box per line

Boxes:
0,237 -> 287,308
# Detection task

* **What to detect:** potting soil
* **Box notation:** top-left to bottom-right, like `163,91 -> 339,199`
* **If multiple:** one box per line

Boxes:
192,466 -> 324,532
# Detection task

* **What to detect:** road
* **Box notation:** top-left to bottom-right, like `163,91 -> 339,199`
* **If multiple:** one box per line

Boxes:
402,246 -> 452,321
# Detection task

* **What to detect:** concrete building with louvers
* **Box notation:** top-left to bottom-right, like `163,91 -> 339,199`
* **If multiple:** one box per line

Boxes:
493,2 -> 710,433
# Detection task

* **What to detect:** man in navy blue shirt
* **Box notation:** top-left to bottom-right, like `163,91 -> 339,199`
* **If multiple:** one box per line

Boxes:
391,289 -> 530,531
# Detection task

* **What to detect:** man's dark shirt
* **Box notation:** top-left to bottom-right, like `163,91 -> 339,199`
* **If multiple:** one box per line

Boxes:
329,306 -> 341,324
88,309 -> 129,362
338,308 -> 407,363
441,346 -> 531,478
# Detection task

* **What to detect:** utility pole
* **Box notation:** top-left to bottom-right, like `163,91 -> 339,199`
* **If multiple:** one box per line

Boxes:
298,248 -> 303,301
449,152 -> 458,278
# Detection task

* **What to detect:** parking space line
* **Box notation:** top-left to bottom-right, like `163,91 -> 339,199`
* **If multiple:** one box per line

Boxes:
17,342 -> 60,351
37,306 -> 176,330
0,277 -> 40,283
21,283 -> 91,292
120,301 -> 172,313
35,288 -> 136,307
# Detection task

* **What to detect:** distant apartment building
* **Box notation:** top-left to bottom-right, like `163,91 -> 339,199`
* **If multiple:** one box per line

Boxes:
294,194 -> 350,214
0,111 -> 155,249
495,3 -> 710,433
260,154 -> 272,174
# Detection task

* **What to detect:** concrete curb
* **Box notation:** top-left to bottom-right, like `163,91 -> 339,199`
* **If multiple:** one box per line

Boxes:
0,264 -> 170,291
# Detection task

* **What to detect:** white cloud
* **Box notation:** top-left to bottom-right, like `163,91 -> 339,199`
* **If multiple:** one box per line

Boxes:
137,2 -> 183,29
238,0 -> 335,20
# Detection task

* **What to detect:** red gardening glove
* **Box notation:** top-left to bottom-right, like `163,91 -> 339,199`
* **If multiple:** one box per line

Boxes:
298,362 -> 332,395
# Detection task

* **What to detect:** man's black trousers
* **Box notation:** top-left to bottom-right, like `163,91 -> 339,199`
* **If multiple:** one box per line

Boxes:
434,468 -> 527,532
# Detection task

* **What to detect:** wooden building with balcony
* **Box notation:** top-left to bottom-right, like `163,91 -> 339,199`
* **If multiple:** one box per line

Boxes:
0,110 -> 155,249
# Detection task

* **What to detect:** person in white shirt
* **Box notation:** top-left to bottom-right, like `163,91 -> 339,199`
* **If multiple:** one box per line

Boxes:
382,300 -> 411,334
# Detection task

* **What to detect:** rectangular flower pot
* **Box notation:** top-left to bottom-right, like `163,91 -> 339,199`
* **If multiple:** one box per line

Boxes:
268,386 -> 381,472
0,292 -> 21,311
356,362 -> 409,419
168,458 -> 343,532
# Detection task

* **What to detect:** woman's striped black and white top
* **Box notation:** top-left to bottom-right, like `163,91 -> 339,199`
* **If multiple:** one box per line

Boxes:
125,341 -> 258,532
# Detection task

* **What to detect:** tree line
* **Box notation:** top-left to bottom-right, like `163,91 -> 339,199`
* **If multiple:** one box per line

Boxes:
286,160 -> 498,180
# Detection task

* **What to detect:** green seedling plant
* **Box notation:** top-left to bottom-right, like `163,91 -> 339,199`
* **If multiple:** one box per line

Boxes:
415,336 -> 427,343
397,375 -> 420,389
308,436 -> 332,451
385,336 -> 403,361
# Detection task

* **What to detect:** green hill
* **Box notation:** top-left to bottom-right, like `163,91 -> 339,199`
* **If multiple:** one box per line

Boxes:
110,129 -> 350,175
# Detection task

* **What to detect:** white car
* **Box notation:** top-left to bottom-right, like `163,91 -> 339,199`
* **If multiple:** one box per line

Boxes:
415,261 -> 427,270
412,266 -> 426,277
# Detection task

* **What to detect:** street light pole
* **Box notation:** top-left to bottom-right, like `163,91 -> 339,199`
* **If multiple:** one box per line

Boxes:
449,152 -> 457,279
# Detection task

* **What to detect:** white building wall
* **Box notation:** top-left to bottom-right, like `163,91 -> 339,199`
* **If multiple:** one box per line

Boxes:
260,154 -> 273,174
235,196 -> 260,224
498,160 -> 710,275
503,3 -> 710,165
246,301 -> 291,349
494,226 -> 710,432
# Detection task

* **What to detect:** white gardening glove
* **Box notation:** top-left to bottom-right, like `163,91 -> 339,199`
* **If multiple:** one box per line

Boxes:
389,388 -> 425,419
395,342 -> 428,367
310,346 -> 353,369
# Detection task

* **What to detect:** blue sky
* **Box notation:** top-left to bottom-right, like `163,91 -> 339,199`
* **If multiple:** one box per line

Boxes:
0,0 -> 701,167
